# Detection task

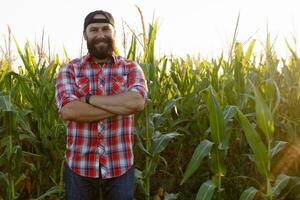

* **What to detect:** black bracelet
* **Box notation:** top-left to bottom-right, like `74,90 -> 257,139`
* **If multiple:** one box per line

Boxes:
85,93 -> 92,104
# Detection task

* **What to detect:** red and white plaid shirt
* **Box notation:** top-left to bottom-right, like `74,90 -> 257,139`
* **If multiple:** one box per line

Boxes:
55,54 -> 147,179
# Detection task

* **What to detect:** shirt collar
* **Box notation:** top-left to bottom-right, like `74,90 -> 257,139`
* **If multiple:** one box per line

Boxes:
83,53 -> 117,65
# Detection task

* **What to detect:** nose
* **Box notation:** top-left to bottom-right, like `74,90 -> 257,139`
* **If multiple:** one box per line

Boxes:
95,31 -> 105,40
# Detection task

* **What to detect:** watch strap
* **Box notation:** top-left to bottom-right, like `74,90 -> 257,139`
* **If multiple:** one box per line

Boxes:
85,93 -> 92,104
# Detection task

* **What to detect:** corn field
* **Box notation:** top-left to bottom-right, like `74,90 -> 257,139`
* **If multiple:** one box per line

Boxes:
2,16 -> 300,200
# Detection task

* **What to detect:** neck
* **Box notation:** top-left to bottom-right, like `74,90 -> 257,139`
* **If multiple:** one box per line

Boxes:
94,56 -> 112,65
96,58 -> 109,64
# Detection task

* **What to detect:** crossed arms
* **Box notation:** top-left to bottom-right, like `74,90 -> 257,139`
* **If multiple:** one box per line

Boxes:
60,91 -> 145,123
56,60 -> 147,123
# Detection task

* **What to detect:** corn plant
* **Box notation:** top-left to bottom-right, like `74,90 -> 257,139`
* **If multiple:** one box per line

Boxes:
236,34 -> 300,199
2,11 -> 300,200
0,37 -> 65,199
180,85 -> 237,200
0,90 -> 22,200
236,80 -> 300,199
124,8 -> 183,199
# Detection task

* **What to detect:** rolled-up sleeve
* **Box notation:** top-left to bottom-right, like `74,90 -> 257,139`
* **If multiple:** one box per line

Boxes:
127,62 -> 148,102
55,64 -> 79,111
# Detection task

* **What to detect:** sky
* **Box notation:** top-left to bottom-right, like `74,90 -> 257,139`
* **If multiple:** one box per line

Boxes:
1,0 -> 300,60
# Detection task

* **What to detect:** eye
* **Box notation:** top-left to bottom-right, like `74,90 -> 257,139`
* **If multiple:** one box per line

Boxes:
102,26 -> 111,32
88,26 -> 99,33
89,27 -> 98,32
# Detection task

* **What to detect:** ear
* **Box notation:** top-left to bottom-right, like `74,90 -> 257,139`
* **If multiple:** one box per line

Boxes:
83,31 -> 87,40
112,29 -> 116,38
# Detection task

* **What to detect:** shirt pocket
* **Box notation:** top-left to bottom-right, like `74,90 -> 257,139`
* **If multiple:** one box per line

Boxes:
75,76 -> 90,96
110,75 -> 127,95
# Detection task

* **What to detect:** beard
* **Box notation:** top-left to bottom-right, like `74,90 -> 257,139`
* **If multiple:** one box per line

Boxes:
87,37 -> 115,60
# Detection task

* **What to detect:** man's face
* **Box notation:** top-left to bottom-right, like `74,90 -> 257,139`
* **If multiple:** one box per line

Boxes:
84,15 -> 115,60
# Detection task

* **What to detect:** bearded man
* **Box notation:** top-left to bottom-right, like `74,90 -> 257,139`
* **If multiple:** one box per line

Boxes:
55,10 -> 148,200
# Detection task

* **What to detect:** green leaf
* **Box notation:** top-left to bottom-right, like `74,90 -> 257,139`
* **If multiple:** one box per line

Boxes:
144,155 -> 160,178
235,42 -> 244,61
222,105 -> 237,151
135,131 -> 153,158
0,149 -> 7,166
236,110 -> 269,178
162,97 -> 182,114
270,141 -> 287,158
0,171 -> 8,186
127,35 -> 137,60
171,119 -> 191,129
32,185 -> 63,200
196,180 -> 216,200
286,176 -> 300,198
250,81 -> 274,140
164,193 -> 179,200
210,146 -> 226,177
3,110 -> 17,136
0,95 -> 11,111
205,86 -> 225,149
223,105 -> 237,124
244,40 -> 256,63
14,39 -> 39,85
272,174 -> 290,198
134,168 -> 148,196
181,140 -> 213,185
239,186 -> 258,200
151,131 -> 182,155
233,58 -> 245,95
15,173 -> 27,187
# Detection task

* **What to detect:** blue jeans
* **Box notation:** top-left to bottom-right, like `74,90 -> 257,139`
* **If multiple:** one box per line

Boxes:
64,163 -> 135,200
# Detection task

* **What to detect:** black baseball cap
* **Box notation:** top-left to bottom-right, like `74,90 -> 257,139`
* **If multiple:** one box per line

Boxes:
84,10 -> 115,31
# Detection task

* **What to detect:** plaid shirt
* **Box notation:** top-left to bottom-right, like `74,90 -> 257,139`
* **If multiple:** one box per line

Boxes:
55,54 -> 147,179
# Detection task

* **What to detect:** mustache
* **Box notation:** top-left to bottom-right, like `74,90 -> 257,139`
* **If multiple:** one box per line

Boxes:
91,37 -> 113,44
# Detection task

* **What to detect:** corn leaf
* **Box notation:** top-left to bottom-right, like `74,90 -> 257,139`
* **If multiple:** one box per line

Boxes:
0,95 -> 11,111
251,81 -> 274,140
210,147 -> 226,177
181,140 -> 213,185
162,97 -> 182,115
205,86 -> 225,150
270,141 -> 287,158
223,105 -> 237,123
244,40 -> 256,63
239,186 -> 258,200
127,35 -> 137,60
272,174 -> 290,198
236,110 -> 269,178
151,131 -> 182,155
196,180 -> 216,200
164,193 -> 179,200
144,155 -> 159,178
32,185 -> 63,200
136,133 -> 153,158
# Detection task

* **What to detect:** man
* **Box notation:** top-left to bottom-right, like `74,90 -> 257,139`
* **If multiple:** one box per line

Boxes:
55,10 -> 148,200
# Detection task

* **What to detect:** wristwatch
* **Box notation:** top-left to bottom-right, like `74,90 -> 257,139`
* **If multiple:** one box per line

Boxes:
85,93 -> 92,104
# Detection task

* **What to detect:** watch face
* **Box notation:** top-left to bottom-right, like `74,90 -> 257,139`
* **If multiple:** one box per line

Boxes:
85,93 -> 91,104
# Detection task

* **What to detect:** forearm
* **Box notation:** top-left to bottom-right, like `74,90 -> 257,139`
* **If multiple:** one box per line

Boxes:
60,100 -> 115,122
93,105 -> 133,115
86,91 -> 145,115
